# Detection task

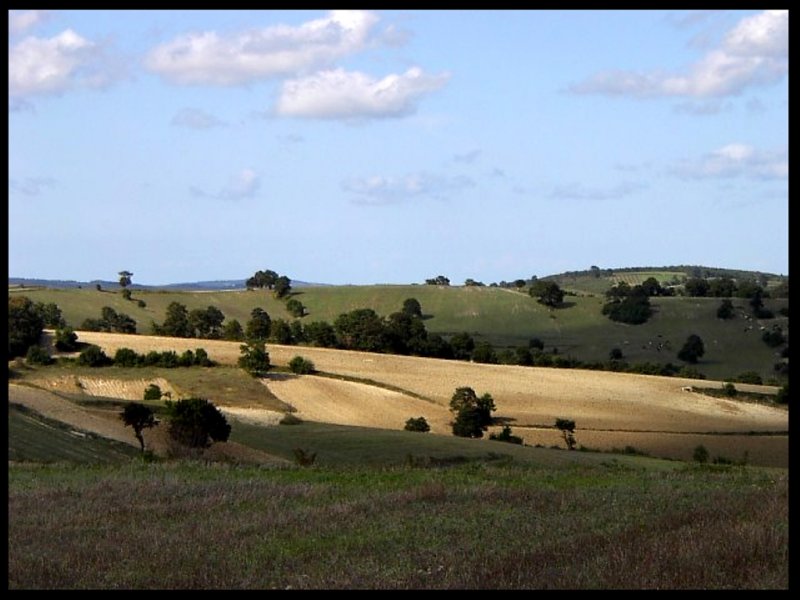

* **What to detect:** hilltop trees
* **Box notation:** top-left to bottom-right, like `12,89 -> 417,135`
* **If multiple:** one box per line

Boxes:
118,271 -> 133,289
425,275 -> 450,286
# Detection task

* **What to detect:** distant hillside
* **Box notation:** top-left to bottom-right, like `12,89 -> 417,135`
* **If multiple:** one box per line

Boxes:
8,278 -> 324,291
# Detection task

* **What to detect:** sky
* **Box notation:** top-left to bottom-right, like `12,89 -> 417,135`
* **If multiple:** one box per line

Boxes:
8,9 -> 789,286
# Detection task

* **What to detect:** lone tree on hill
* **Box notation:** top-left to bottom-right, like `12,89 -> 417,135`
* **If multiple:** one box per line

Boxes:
120,402 -> 157,453
529,281 -> 564,308
677,334 -> 705,364
118,271 -> 133,288
165,398 -> 230,449
449,386 -> 496,438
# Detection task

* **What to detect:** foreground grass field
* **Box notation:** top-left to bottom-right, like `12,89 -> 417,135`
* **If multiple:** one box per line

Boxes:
8,459 -> 788,589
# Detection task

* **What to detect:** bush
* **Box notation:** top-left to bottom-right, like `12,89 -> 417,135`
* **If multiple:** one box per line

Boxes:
137,299 -> 147,308
775,383 -> 788,405
293,448 -> 317,466
164,398 -> 231,449
404,416 -> 430,432
279,413 -> 303,425
114,347 -> 140,367
693,445 -> 709,463
722,382 -> 737,397
26,345 -> 53,366
489,425 -> 523,444
121,289 -> 132,301
735,371 -> 763,385
77,344 -> 112,367
54,328 -> 79,352
238,341 -> 271,377
288,355 -> 315,374
143,384 -> 162,401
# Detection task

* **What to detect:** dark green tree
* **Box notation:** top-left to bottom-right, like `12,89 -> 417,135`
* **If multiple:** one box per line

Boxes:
334,308 -> 387,352
677,334 -> 705,364
684,278 -> 710,297
54,327 -> 79,351
118,271 -> 133,288
288,355 -> 315,374
246,269 -> 279,290
529,281 -> 564,307
555,418 -> 577,450
450,332 -> 475,360
716,299 -> 735,319
404,416 -> 430,432
273,276 -> 292,299
9,295 -> 45,358
77,344 -> 112,367
449,387 -> 495,437
26,344 -> 53,365
164,398 -> 230,449
158,302 -> 192,337
269,319 -> 294,345
489,425 -> 523,444
120,402 -> 157,453
245,308 -> 272,341
402,298 -> 423,319
238,340 -> 271,377
286,298 -> 306,318
709,277 -> 737,297
305,321 -> 337,347
34,302 -> 66,328
472,341 -> 498,364
222,318 -> 245,341
143,384 -> 162,400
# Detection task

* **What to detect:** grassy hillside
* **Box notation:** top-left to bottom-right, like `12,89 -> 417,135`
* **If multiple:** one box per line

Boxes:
11,279 -> 788,382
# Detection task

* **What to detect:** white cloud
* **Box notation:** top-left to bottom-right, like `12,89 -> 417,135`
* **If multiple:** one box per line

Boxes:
549,181 -> 646,201
171,107 -> 226,129
9,176 -> 56,196
8,10 -> 51,35
275,67 -> 450,119
342,171 -> 474,205
191,168 -> 261,201
8,28 -> 120,103
145,10 -> 379,86
672,143 -> 787,180
570,10 -> 787,98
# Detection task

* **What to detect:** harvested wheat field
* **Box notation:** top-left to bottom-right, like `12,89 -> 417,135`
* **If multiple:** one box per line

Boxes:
72,331 -> 788,466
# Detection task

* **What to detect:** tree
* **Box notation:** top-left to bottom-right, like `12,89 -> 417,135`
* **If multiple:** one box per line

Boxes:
609,348 -> 624,360
489,425 -> 523,445
34,302 -> 66,328
709,277 -> 737,297
54,327 -> 79,351
223,319 -> 245,341
286,298 -> 306,318
555,418 -> 577,450
120,402 -> 157,453
450,387 -> 495,438
677,334 -> 705,364
288,355 -> 315,374
472,341 -> 498,364
238,340 -> 271,377
402,298 -> 423,318
157,302 -> 192,338
269,319 -> 294,345
164,398 -> 230,449
189,306 -> 226,339
305,321 -> 337,347
762,325 -> 785,348
425,276 -> 450,286
684,278 -> 709,297
26,344 -> 54,365
404,417 -> 430,432
273,276 -> 292,299
716,299 -> 735,320
143,384 -> 162,400
245,308 -> 272,341
334,308 -> 387,352
450,332 -> 475,360
9,295 -> 45,358
246,269 -> 279,290
529,281 -> 564,307
118,271 -> 133,289
77,344 -> 112,367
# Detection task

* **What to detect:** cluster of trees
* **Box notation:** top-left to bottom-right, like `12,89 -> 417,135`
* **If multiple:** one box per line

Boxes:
425,275 -> 450,286
246,269 -> 292,299
120,397 -> 230,453
449,387 -> 496,438
529,281 -> 565,308
151,303 -> 224,339
82,306 -> 137,334
601,281 -> 660,325
73,344 -> 214,368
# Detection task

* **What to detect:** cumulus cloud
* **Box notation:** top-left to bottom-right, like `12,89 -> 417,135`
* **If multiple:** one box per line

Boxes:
342,171 -> 474,205
8,28 -> 121,103
671,143 -> 787,180
145,10 -> 379,86
9,176 -> 56,196
275,67 -> 450,119
171,107 -> 227,129
8,10 -> 51,35
549,181 -> 646,201
570,9 -> 787,98
191,168 -> 261,200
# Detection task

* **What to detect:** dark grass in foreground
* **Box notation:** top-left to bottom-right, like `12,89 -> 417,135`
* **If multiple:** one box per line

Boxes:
8,460 -> 788,589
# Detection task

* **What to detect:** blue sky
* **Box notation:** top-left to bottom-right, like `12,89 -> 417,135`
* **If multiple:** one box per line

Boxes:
8,9 -> 788,285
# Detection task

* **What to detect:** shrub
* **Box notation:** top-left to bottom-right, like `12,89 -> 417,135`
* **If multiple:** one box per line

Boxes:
775,383 -> 788,405
693,445 -> 709,463
404,417 -> 430,432
722,382 -> 737,397
54,328 -> 79,352
289,355 -> 315,374
238,341 -> 271,377
735,371 -> 763,385
137,299 -> 147,308
114,347 -> 140,367
164,398 -> 231,449
121,289 -> 132,301
77,344 -> 112,367
293,448 -> 317,466
489,425 -> 523,445
26,345 -> 53,366
143,384 -> 162,401
279,413 -> 303,425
